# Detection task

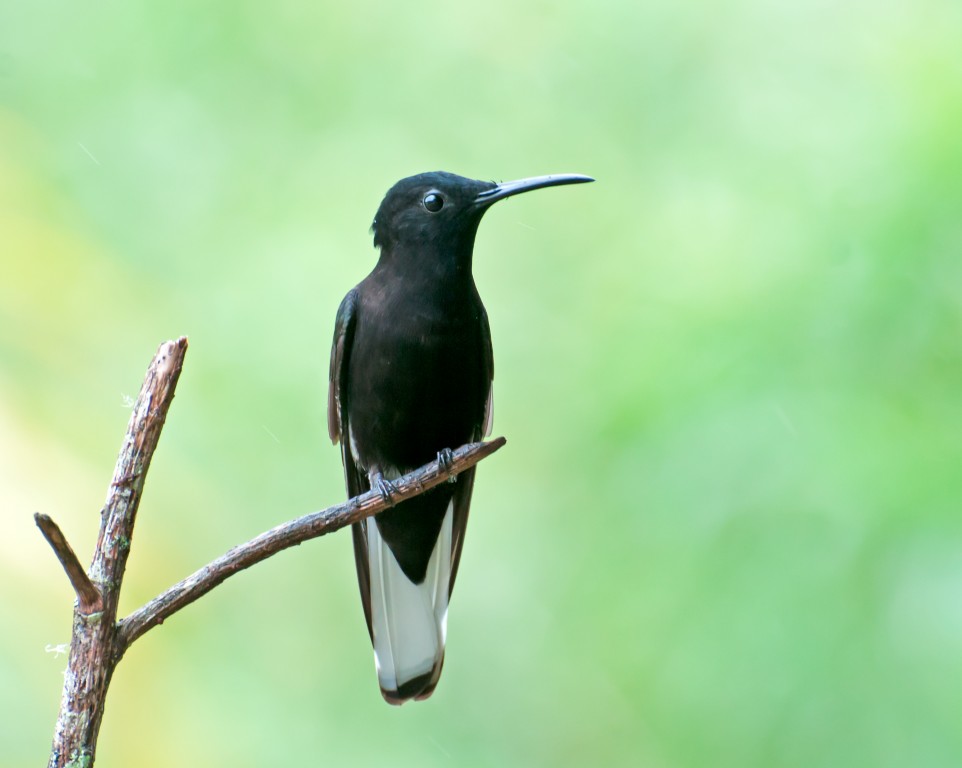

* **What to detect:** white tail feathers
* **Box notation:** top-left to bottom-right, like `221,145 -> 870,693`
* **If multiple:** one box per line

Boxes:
365,502 -> 453,703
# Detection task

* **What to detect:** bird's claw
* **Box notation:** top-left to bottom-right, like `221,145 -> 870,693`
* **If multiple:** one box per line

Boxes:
370,471 -> 399,506
437,448 -> 457,483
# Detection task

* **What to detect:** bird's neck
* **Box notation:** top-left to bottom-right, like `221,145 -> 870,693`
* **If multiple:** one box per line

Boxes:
370,244 -> 479,318
376,242 -> 475,288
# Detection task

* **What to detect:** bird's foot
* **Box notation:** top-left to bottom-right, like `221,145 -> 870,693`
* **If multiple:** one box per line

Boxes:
437,448 -> 457,483
369,470 -> 399,507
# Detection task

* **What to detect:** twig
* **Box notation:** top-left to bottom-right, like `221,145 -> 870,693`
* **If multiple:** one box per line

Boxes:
34,513 -> 103,614
118,436 -> 505,647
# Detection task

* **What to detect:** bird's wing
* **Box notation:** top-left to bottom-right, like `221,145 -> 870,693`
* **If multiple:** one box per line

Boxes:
328,289 -> 375,638
448,464 -> 476,595
479,303 -> 495,438
328,288 -> 358,446
448,303 -> 495,594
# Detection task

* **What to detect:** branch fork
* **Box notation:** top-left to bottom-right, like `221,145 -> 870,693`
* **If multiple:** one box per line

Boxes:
37,337 -> 505,768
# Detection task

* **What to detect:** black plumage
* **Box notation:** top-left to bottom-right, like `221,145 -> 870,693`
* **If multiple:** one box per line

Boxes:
327,170 -> 592,703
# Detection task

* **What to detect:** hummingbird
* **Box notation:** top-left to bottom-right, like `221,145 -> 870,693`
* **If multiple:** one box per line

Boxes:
327,170 -> 593,703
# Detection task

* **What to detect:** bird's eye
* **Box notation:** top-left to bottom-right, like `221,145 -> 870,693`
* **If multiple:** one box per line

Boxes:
423,192 -> 444,212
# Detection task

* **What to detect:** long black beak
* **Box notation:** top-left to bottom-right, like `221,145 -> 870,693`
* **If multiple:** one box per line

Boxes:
473,173 -> 594,207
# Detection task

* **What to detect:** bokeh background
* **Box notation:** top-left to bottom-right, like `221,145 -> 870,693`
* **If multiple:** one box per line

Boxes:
2,0 -> 961,765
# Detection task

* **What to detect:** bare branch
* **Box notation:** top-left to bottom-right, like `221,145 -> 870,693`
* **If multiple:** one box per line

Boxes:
48,337 -> 187,768
89,336 -> 188,597
118,436 -> 505,648
43,337 -> 507,768
34,513 -> 103,614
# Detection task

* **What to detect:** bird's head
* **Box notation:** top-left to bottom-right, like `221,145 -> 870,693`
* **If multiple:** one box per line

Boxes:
371,171 -> 593,266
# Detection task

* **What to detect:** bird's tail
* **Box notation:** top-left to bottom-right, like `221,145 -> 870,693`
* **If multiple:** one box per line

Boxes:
364,503 -> 453,704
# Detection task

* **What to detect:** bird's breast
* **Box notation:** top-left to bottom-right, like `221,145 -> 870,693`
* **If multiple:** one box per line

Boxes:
346,287 -> 488,471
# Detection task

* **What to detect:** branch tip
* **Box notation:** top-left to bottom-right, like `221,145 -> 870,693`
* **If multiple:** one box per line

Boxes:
35,513 -> 103,614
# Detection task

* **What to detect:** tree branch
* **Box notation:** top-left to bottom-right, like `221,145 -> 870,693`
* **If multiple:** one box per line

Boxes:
34,513 -> 103,614
46,337 -> 187,768
41,337 -> 506,768
118,436 -> 505,647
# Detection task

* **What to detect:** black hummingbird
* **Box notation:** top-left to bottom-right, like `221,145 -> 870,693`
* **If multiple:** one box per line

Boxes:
327,170 -> 593,704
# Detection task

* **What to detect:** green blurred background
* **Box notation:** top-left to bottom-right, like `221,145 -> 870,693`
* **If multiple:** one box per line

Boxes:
2,0 -> 961,765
